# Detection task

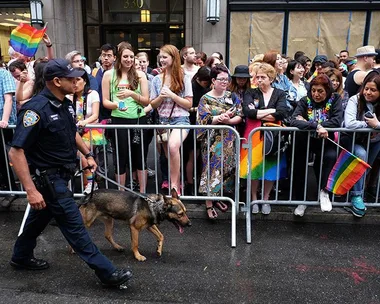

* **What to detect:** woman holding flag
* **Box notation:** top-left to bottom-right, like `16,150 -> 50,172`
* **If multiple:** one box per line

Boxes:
344,71 -> 380,217
290,74 -> 343,217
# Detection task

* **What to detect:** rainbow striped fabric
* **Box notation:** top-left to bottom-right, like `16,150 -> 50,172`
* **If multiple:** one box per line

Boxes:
10,23 -> 46,57
326,149 -> 371,195
307,70 -> 318,83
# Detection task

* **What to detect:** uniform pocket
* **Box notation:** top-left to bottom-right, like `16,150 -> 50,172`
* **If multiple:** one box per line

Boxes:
47,120 -> 66,132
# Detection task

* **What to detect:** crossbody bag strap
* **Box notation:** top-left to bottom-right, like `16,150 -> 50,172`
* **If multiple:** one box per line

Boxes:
82,93 -> 88,118
168,103 -> 176,120
110,69 -> 115,102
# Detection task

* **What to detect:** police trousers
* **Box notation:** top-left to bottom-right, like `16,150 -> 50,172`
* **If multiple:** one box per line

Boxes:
12,173 -> 116,280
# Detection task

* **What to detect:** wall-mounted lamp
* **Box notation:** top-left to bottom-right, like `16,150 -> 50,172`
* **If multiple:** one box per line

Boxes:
141,9 -> 151,23
206,0 -> 220,25
30,0 -> 44,25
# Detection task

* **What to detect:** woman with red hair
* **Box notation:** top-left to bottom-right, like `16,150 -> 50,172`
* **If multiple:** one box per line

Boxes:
263,50 -> 297,112
150,44 -> 193,194
290,74 -> 343,216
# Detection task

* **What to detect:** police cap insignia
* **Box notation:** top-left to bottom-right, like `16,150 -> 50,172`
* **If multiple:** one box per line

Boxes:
23,110 -> 40,127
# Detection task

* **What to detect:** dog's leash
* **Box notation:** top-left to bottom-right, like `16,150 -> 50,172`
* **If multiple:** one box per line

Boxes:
78,165 -> 155,204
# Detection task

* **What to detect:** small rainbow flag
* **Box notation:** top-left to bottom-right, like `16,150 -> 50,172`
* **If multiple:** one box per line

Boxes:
307,70 -> 318,83
326,148 -> 371,195
10,23 -> 46,57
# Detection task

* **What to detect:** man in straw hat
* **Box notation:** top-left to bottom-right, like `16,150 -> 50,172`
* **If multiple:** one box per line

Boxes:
345,45 -> 377,97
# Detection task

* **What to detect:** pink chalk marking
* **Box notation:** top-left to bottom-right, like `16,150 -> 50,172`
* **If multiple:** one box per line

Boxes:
294,257 -> 380,284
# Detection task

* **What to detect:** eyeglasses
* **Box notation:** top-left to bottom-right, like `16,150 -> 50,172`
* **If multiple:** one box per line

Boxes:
72,59 -> 84,64
215,78 -> 229,83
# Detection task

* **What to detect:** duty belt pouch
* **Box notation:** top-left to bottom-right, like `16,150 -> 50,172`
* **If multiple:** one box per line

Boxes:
33,174 -> 57,202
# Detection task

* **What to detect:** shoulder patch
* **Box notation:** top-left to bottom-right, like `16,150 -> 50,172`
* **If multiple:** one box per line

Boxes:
23,110 -> 40,127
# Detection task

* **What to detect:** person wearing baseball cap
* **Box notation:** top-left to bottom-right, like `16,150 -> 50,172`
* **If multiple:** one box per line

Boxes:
43,58 -> 85,81
345,45 -> 378,97
8,58 -> 133,287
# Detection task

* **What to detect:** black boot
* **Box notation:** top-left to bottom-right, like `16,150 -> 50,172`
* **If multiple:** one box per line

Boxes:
100,268 -> 133,287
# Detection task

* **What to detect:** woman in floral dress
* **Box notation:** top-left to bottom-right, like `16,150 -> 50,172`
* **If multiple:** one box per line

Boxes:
197,64 -> 243,220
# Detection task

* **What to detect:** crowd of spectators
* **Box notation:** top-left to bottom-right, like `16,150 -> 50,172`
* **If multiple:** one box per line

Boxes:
1,36 -> 380,221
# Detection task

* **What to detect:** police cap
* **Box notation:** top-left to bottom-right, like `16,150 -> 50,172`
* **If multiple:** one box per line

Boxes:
43,58 -> 85,81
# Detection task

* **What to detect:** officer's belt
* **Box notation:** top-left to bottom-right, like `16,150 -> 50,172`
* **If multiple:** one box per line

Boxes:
35,167 -> 70,177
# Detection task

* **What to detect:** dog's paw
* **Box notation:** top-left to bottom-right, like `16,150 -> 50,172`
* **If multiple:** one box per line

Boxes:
156,250 -> 162,257
135,254 -> 147,262
115,246 -> 125,252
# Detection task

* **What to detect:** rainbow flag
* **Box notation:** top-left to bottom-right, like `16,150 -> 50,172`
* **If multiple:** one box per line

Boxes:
10,23 -> 46,57
307,70 -> 318,83
326,149 -> 371,195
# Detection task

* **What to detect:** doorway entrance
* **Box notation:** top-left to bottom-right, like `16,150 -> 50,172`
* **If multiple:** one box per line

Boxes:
103,25 -> 183,68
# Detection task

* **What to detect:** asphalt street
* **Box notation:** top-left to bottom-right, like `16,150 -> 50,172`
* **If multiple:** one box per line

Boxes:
1,212 -> 380,304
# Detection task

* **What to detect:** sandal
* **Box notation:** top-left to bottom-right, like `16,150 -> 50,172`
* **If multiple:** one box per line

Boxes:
206,206 -> 218,221
214,201 -> 228,213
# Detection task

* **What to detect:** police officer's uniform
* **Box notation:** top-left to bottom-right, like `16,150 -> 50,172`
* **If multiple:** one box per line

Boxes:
11,87 -> 117,281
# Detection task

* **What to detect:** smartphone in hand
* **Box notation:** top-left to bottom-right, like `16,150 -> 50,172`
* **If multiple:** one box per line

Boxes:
365,111 -> 374,119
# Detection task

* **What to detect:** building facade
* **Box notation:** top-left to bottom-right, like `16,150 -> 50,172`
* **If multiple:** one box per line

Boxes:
0,1 -> 379,71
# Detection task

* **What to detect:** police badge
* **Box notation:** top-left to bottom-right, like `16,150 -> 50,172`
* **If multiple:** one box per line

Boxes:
23,110 -> 40,127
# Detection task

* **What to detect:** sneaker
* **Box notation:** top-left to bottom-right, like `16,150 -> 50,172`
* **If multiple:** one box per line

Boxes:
319,190 -> 332,212
346,195 -> 367,218
84,181 -> 98,194
251,203 -> 259,214
161,180 -> 169,190
294,204 -> 307,217
261,203 -> 271,215
147,167 -> 155,178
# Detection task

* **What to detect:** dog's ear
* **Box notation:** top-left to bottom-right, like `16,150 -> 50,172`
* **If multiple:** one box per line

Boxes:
163,194 -> 172,210
171,188 -> 179,199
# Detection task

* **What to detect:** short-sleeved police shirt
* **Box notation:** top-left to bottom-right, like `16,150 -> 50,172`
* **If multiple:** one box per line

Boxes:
11,87 -> 78,169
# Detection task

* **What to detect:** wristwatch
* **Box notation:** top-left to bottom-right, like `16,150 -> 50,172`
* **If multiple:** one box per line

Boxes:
85,151 -> 95,159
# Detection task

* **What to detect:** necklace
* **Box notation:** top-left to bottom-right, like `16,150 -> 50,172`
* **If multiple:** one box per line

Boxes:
307,96 -> 332,123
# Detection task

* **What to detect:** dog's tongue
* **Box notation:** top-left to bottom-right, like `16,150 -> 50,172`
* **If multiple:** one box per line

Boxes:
173,221 -> 184,234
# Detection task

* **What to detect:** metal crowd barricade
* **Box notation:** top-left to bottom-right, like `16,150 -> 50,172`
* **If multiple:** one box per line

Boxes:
242,126 -> 380,244
90,124 -> 241,248
1,124 -> 241,248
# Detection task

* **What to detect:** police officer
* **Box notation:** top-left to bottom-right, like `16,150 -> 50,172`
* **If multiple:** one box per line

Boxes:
8,59 -> 132,287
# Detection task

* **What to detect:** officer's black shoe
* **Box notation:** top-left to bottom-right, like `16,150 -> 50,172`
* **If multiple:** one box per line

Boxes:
10,257 -> 50,270
101,268 -> 133,287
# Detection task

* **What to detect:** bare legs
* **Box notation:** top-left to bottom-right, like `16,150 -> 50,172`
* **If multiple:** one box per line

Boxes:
161,129 -> 188,193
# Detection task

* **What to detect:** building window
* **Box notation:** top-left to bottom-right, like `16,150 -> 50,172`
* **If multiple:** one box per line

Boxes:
229,10 -> 370,69
83,0 -> 185,66
84,0 -> 99,23
369,11 -> 380,48
230,12 -> 284,68
86,26 -> 100,65
288,11 -> 366,58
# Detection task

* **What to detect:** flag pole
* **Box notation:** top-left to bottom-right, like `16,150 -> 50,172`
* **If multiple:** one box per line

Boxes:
326,136 -> 371,167
326,136 -> 347,151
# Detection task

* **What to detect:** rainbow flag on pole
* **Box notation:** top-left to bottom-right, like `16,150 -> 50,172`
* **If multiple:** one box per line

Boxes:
10,23 -> 46,57
326,148 -> 371,195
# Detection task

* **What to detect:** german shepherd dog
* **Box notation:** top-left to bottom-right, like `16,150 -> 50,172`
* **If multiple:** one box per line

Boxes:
78,188 -> 191,261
